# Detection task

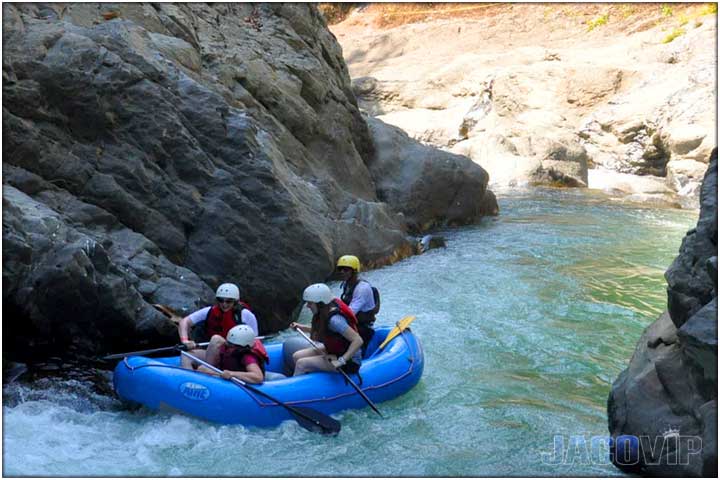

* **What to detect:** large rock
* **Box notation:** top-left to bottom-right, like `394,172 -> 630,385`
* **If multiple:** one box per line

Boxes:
366,116 -> 498,232
2,3 -> 494,360
666,149 -> 718,328
2,184 -> 204,361
608,148 -> 717,476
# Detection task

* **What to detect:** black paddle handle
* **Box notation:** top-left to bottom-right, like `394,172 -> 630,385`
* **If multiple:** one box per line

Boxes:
234,378 -> 330,428
334,367 -> 384,418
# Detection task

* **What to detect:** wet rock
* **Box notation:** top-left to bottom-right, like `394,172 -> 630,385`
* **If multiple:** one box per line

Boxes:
417,234 -> 447,254
608,148 -> 717,476
3,362 -> 28,384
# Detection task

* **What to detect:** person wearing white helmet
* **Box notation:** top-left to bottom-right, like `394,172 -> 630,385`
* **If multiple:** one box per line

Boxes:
289,283 -> 363,376
178,283 -> 259,369
194,324 -> 268,384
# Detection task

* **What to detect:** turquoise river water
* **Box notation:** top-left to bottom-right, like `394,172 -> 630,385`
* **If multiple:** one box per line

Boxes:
3,187 -> 698,477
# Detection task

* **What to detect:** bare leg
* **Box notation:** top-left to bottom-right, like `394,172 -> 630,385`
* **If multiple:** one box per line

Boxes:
292,346 -> 325,365
204,335 -> 226,366
181,348 -> 206,369
293,353 -> 337,376
180,335 -> 225,369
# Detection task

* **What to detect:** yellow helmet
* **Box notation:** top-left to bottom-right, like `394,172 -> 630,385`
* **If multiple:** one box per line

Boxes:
336,255 -> 360,272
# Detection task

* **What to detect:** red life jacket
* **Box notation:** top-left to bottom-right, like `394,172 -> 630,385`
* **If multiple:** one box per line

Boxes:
204,302 -> 251,338
218,339 -> 269,375
321,299 -> 359,356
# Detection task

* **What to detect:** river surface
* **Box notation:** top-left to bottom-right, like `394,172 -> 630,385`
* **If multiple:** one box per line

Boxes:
3,188 -> 698,477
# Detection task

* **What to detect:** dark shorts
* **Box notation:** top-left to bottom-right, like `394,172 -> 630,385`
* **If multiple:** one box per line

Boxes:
191,325 -> 209,343
341,360 -> 361,375
358,323 -> 375,356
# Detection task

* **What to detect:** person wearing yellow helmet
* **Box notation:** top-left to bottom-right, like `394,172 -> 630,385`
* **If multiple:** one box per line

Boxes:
336,255 -> 380,355
336,255 -> 360,272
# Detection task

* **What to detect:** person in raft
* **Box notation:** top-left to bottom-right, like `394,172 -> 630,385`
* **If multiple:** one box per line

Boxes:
194,324 -> 268,384
336,255 -> 380,355
289,283 -> 363,376
178,283 -> 259,369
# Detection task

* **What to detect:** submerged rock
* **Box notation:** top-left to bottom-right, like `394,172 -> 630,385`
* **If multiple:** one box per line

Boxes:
608,148 -> 717,476
3,362 -> 28,384
417,234 -> 447,254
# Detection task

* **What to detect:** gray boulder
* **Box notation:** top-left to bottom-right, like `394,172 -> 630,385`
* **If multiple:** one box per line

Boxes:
366,116 -> 498,232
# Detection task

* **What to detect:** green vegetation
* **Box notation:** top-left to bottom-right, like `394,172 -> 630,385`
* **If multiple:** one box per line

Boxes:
662,27 -> 686,43
317,3 -> 356,24
586,13 -> 609,31
661,4 -> 673,17
658,3 -> 716,40
619,4 -> 636,18
543,6 -> 553,21
698,3 -> 718,15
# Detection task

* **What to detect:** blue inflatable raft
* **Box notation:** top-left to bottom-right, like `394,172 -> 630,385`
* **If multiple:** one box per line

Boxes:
113,326 -> 424,426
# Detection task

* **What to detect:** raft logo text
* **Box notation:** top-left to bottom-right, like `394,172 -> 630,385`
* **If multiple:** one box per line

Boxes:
179,382 -> 211,401
540,434 -> 703,466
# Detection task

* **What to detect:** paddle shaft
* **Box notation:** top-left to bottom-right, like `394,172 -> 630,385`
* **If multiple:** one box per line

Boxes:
179,350 -> 339,434
103,334 -> 275,361
103,342 -> 211,361
293,327 -> 384,418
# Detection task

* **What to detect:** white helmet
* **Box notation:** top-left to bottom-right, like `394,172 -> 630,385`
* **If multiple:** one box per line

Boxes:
227,324 -> 255,347
302,283 -> 334,304
216,283 -> 240,300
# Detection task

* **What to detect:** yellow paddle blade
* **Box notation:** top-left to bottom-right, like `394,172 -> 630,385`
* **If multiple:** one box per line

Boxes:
378,315 -> 416,350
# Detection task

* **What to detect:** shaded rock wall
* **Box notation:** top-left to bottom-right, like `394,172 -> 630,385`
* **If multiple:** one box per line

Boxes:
2,3 -> 495,360
607,148 -> 717,476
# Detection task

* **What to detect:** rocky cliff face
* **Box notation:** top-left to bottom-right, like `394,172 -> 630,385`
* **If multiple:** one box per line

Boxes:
331,3 -> 717,208
607,148 -> 717,476
2,3 -> 495,362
